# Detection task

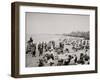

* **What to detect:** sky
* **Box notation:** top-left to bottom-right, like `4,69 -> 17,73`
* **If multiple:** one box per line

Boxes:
26,12 -> 89,35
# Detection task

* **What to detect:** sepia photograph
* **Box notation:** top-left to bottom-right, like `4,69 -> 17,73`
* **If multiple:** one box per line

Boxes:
25,12 -> 90,67
11,2 -> 97,77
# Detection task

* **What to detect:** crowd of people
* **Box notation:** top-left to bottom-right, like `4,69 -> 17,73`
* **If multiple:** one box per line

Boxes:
26,37 -> 90,67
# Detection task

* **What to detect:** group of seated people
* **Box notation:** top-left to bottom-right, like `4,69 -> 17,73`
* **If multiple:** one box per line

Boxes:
26,37 -> 90,67
38,48 -> 90,67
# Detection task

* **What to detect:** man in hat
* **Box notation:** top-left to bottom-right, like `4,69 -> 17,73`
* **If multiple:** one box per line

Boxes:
26,37 -> 33,54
